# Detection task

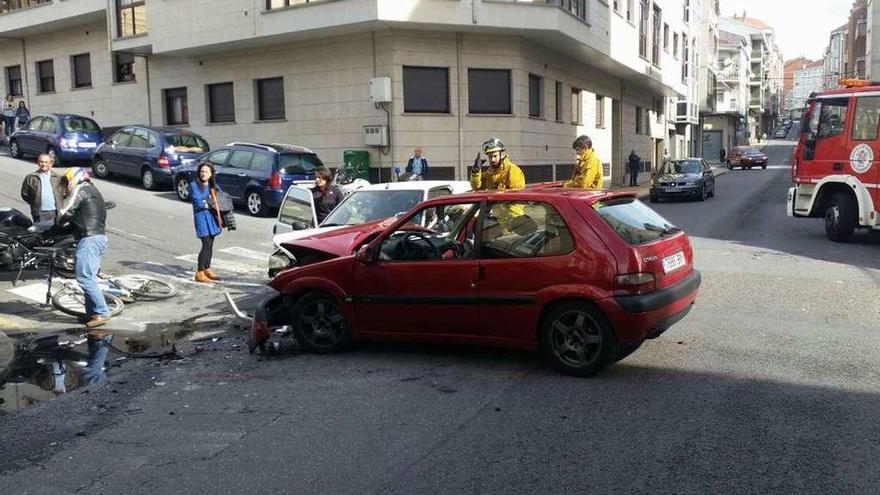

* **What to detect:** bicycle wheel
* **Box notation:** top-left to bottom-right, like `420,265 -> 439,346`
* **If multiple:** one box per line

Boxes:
111,275 -> 178,300
51,288 -> 125,318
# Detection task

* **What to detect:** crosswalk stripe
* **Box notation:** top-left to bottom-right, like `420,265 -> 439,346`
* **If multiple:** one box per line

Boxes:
7,283 -> 49,304
219,246 -> 270,261
174,253 -> 265,274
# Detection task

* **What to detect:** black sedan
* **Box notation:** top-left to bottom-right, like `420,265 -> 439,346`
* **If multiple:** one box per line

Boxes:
649,158 -> 716,202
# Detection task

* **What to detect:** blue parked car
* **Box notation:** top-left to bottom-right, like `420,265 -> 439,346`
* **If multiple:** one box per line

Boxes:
173,142 -> 320,216
92,126 -> 210,190
9,114 -> 103,165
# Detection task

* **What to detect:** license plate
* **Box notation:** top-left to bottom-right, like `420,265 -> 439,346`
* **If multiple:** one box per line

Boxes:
664,187 -> 682,193
78,142 -> 96,148
662,251 -> 686,273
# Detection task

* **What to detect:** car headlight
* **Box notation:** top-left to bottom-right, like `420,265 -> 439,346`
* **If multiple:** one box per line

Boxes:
268,250 -> 295,270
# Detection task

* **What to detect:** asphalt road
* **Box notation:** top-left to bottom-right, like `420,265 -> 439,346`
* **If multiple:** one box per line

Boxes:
2,140 -> 880,494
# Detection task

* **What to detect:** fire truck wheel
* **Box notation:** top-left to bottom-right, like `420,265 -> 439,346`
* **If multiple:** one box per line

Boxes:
825,192 -> 857,242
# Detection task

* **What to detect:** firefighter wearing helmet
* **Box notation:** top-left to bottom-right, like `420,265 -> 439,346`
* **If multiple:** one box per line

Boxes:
565,135 -> 603,189
471,138 -> 526,224
470,137 -> 526,191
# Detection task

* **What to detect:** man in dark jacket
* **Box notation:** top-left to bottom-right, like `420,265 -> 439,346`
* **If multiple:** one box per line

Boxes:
405,147 -> 428,179
311,167 -> 343,224
58,167 -> 111,383
20,154 -> 64,223
627,150 -> 641,187
58,168 -> 109,328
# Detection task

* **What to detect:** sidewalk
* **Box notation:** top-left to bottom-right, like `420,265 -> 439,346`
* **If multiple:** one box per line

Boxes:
612,165 -> 728,200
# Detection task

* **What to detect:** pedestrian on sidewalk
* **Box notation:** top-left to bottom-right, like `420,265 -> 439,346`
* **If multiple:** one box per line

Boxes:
406,147 -> 429,179
20,153 -> 64,223
189,162 -> 223,283
564,135 -> 602,189
57,168 -> 111,330
627,150 -> 641,187
719,148 -> 727,165
15,101 -> 29,129
2,95 -> 15,137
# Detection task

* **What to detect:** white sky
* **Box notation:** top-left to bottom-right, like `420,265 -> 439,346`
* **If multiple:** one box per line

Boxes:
722,0 -> 854,61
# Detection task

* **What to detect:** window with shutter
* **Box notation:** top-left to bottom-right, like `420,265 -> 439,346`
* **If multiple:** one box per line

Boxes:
403,66 -> 449,113
256,77 -> 285,121
468,69 -> 511,114
36,60 -> 54,93
5,66 -> 22,96
72,54 -> 92,89
207,82 -> 235,123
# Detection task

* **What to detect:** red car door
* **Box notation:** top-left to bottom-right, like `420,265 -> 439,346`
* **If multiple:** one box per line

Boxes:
476,199 -> 579,343
351,200 -> 482,336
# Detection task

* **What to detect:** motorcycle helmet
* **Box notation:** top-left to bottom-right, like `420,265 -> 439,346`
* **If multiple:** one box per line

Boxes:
482,137 -> 506,155
63,167 -> 91,191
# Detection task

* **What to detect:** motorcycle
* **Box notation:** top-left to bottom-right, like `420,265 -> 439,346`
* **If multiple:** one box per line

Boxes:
332,169 -> 370,196
0,207 -> 77,282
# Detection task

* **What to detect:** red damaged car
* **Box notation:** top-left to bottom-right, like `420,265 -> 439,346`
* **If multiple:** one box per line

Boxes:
247,188 -> 701,376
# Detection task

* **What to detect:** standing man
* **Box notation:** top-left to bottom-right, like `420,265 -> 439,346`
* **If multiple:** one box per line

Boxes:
20,154 -> 63,224
627,150 -> 641,187
719,148 -> 727,165
406,147 -> 429,179
564,135 -> 603,189
58,168 -> 110,330
471,137 -> 525,191
311,166 -> 343,224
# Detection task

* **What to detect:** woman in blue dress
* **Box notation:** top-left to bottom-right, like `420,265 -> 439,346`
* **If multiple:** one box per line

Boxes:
189,162 -> 223,283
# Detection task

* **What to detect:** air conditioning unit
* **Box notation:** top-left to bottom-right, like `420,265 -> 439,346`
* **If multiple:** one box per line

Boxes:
363,125 -> 388,146
369,77 -> 392,103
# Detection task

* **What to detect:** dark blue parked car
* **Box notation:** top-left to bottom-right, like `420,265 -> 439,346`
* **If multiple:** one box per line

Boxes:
92,126 -> 210,190
9,114 -> 103,165
173,142 -> 320,216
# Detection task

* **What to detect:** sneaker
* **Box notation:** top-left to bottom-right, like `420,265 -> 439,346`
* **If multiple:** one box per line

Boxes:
85,315 -> 111,328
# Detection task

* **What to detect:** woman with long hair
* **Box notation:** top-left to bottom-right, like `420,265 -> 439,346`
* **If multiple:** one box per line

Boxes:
189,162 -> 223,283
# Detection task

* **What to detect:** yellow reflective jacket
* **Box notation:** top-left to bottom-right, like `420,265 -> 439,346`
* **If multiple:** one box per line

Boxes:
564,148 -> 603,189
470,157 -> 526,191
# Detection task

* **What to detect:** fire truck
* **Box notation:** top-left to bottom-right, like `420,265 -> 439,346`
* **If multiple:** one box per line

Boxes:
787,79 -> 880,242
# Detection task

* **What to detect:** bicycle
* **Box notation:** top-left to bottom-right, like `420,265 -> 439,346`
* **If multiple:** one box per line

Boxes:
50,273 -> 178,318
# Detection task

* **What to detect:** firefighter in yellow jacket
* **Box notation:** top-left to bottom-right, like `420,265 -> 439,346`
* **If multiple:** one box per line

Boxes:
471,137 -> 525,223
564,135 -> 603,189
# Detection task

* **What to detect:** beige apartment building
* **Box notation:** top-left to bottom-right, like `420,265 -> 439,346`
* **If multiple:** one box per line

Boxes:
0,0 -> 693,183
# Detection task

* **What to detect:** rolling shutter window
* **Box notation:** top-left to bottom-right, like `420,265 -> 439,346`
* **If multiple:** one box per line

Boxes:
207,82 -> 235,123
403,66 -> 449,113
72,54 -> 91,88
468,69 -> 511,114
256,77 -> 285,121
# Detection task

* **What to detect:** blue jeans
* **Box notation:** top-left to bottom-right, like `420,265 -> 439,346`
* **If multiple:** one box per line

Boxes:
82,334 -> 113,385
3,115 -> 14,136
75,234 -> 109,318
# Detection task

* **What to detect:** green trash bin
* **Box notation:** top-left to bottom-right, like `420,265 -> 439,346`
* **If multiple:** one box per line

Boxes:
343,150 -> 370,181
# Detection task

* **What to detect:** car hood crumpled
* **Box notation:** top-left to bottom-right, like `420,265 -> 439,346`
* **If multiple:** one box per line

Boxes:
277,219 -> 388,257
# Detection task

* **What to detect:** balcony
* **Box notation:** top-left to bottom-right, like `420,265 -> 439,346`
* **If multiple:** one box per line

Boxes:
0,0 -> 106,36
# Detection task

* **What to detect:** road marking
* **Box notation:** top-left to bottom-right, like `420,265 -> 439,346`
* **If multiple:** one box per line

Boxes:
7,283 -> 49,304
219,246 -> 269,261
174,254 -> 265,274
